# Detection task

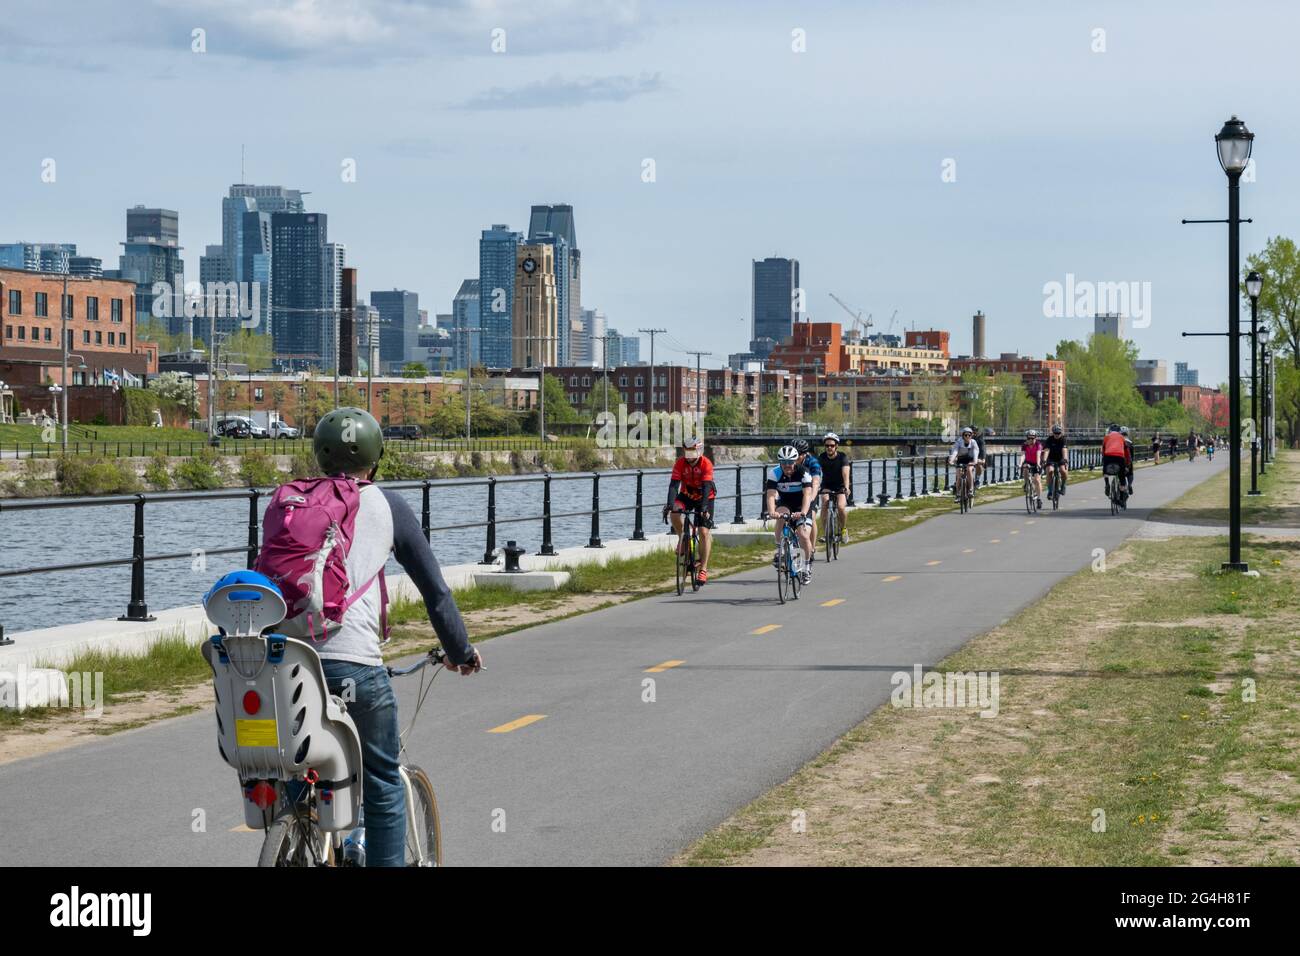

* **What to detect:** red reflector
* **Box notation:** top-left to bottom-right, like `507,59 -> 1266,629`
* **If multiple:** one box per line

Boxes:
250,781 -> 277,809
243,690 -> 261,715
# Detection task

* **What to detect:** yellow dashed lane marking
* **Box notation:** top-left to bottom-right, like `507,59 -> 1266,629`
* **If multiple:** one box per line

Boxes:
962,548 -> 975,554
752,624 -> 782,634
488,714 -> 547,734
820,598 -> 845,607
926,560 -> 942,566
645,659 -> 685,672
230,824 -> 258,833
882,575 -> 902,582
989,539 -> 1001,544
1010,530 -> 1020,535
1026,520 -> 1036,525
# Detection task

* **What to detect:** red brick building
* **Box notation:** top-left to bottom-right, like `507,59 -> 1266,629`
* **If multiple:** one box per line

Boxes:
0,268 -> 158,423
949,353 -> 1067,427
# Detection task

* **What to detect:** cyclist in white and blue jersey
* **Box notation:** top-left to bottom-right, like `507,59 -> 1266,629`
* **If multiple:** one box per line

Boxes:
794,438 -> 823,558
765,444 -> 815,583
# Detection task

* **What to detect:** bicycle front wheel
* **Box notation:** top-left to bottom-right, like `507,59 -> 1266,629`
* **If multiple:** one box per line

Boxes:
776,552 -> 788,604
675,541 -> 686,596
404,764 -> 443,867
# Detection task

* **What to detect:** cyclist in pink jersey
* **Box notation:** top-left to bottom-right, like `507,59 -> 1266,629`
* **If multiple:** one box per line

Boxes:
1020,429 -> 1045,510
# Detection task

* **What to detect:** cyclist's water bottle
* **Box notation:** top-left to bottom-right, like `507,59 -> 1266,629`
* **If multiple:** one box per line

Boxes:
342,807 -> 367,866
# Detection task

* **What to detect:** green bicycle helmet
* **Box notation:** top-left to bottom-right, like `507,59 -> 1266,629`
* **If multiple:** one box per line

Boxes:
313,407 -> 385,476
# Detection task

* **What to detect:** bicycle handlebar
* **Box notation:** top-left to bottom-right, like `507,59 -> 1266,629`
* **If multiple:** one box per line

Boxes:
387,647 -> 448,677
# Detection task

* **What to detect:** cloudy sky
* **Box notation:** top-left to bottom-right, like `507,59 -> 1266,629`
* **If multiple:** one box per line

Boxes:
2,0 -> 1298,382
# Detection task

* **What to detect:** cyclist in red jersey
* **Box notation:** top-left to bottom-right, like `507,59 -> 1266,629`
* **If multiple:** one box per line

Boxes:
664,437 -> 716,583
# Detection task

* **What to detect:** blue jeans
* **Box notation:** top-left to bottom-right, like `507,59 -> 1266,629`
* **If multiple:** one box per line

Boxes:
320,660 -> 406,867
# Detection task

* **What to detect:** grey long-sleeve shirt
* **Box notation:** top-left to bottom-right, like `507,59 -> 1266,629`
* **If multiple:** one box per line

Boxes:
279,484 -> 473,667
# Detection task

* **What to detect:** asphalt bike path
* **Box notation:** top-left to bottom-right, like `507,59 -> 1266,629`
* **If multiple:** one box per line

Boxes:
0,455 -> 1227,865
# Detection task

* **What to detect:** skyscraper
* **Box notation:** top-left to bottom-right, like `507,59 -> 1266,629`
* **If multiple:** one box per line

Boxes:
1094,312 -> 1127,340
117,207 -> 185,337
751,257 -> 799,358
479,224 -> 522,368
270,212 -> 328,369
512,243 -> 557,368
371,289 -> 419,373
528,204 -> 581,364
201,185 -> 305,340
452,278 -> 481,370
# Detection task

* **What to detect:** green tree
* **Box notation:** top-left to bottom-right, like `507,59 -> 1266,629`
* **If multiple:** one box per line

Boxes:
581,375 -> 624,421
1244,236 -> 1300,368
220,329 -> 274,372
538,373 -> 582,425
759,393 -> 793,431
401,361 -> 429,378
704,394 -> 747,431
1053,334 -> 1143,428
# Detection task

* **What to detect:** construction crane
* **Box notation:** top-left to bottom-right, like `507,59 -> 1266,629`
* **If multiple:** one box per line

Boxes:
885,309 -> 899,335
828,292 -> 872,341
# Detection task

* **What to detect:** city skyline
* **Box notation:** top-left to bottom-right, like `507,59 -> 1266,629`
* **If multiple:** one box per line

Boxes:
3,0 -> 1299,381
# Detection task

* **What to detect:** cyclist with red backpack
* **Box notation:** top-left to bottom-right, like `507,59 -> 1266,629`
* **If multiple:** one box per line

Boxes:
254,407 -> 481,866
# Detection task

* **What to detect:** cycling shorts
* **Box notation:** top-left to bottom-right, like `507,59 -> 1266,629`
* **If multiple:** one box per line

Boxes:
673,494 -> 714,528
1021,461 -> 1042,475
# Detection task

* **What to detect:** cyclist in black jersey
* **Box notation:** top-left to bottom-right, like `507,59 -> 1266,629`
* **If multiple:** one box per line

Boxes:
1042,423 -> 1068,497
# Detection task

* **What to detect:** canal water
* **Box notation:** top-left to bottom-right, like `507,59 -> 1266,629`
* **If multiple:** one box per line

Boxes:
0,464 -> 772,633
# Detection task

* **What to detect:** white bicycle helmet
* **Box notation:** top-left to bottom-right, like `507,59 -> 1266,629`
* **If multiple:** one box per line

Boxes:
777,445 -> 800,462
823,432 -> 840,444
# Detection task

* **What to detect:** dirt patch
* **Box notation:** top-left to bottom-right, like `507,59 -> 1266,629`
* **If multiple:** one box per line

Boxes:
0,682 -> 211,767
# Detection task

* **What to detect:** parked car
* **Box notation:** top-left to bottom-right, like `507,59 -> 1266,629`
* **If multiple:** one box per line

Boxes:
268,420 -> 300,439
216,419 -> 252,439
216,415 -> 269,439
382,425 -> 422,440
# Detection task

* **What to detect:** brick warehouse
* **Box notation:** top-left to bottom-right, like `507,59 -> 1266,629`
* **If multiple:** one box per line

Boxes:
0,268 -> 158,423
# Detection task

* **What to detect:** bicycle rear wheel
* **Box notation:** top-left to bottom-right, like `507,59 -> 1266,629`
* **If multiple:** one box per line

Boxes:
689,530 -> 701,592
776,548 -> 788,604
403,764 -> 443,867
258,808 -> 329,867
675,533 -> 686,596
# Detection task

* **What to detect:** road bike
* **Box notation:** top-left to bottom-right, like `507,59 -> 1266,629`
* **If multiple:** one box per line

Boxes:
774,516 -> 805,604
666,506 -> 703,595
203,577 -> 447,867
1021,466 -> 1039,514
1044,463 -> 1065,510
821,492 -> 842,562
1103,462 -> 1128,515
952,461 -> 975,514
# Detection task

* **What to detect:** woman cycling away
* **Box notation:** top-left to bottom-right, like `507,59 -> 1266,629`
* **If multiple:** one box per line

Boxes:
270,407 -> 482,866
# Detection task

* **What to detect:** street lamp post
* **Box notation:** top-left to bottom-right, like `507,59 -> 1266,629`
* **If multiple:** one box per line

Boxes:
1246,270 -> 1263,495
1215,115 -> 1255,570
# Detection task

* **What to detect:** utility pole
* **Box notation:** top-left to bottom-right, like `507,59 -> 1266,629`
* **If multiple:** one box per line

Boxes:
685,350 -> 712,427
638,328 -> 666,419
449,327 -> 482,439
61,271 -> 69,452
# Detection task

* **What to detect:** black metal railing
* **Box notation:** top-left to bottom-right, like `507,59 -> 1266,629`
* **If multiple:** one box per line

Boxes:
0,435 -> 588,459
0,445 -> 1147,644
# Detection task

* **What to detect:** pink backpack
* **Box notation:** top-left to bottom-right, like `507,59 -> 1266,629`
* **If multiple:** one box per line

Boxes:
253,476 -> 387,641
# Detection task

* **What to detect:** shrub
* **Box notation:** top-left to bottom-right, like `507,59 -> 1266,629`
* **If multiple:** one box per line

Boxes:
175,448 -> 224,490
290,447 -> 319,479
56,456 -> 141,496
144,452 -> 173,490
571,441 -> 602,472
6,459 -> 56,498
239,450 -> 283,487
375,448 -> 427,481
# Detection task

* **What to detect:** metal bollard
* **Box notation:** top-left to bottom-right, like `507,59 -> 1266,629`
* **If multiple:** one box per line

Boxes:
540,473 -> 556,555
246,488 -> 260,568
480,478 -> 498,564
632,470 -> 646,541
587,472 -> 604,548
118,494 -> 156,622
733,465 -> 743,524
866,458 -> 874,503
421,480 -> 431,543
895,458 -> 902,501
909,458 -> 916,497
